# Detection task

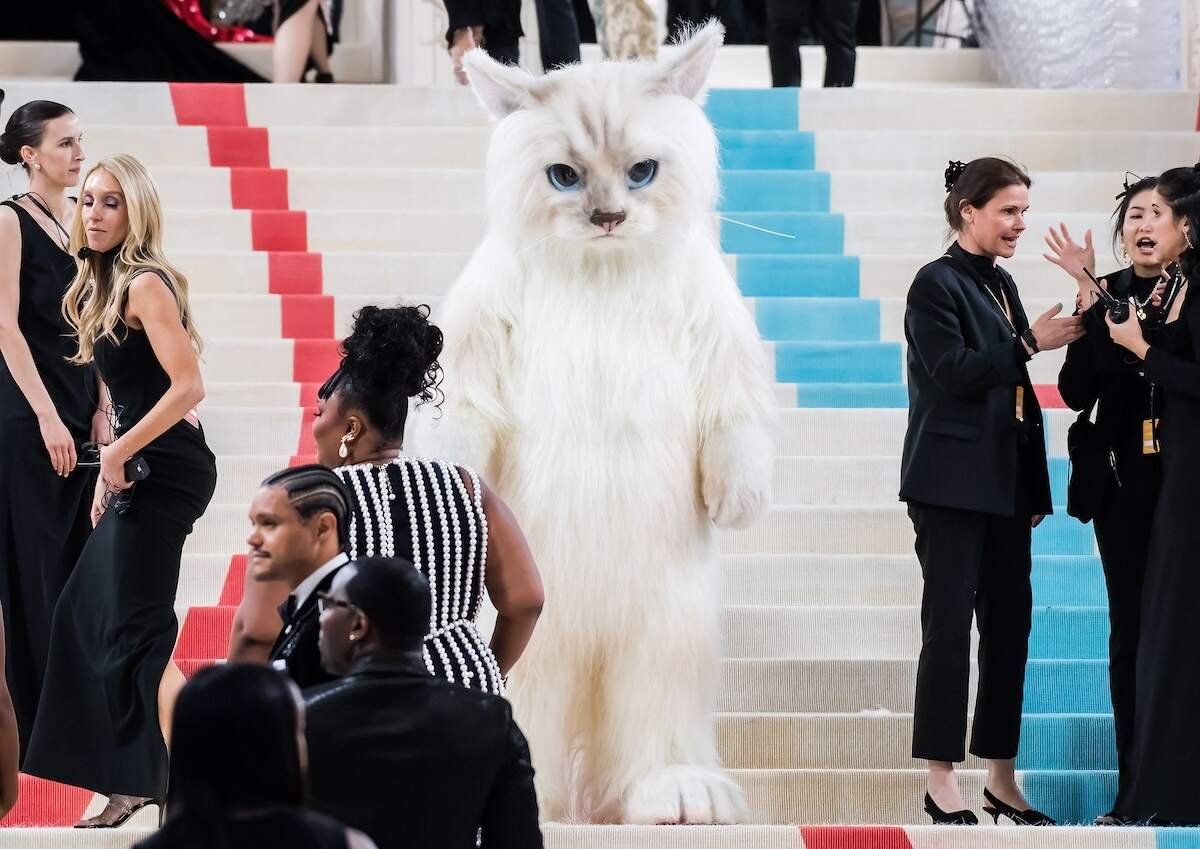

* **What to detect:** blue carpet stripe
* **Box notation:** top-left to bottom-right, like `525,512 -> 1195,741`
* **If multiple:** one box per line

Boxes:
720,170 -> 830,212
773,342 -> 899,383
722,212 -> 843,254
754,298 -> 880,341
717,130 -> 815,170
1021,770 -> 1118,825
706,88 -> 799,131
736,255 -> 860,297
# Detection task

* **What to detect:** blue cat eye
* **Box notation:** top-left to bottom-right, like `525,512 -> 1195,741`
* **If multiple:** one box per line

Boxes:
626,159 -> 658,189
547,164 -> 582,192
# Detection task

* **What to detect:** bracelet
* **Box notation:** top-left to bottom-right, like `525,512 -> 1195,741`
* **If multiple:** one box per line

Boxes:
1021,328 -> 1040,354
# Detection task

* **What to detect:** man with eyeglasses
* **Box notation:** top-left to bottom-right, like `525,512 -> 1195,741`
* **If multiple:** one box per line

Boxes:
305,557 -> 542,849
234,464 -> 352,689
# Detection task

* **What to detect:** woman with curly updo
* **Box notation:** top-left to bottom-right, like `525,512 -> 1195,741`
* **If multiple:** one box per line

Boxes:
230,305 -> 543,696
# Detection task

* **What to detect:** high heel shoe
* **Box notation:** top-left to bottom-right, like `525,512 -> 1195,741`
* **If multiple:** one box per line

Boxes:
924,792 -> 978,825
982,787 -> 1056,826
74,795 -> 164,829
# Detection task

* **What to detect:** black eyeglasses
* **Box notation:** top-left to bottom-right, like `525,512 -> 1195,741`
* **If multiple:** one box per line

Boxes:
316,592 -> 356,614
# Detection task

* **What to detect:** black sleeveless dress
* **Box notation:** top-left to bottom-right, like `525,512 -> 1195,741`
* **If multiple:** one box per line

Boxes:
24,274 -> 217,799
0,200 -> 96,761
1118,280 -> 1200,824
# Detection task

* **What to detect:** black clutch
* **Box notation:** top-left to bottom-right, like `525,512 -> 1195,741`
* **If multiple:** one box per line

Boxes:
1065,402 -> 1114,524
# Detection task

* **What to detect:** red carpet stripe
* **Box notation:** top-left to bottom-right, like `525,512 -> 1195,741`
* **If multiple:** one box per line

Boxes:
1034,384 -> 1066,409
218,555 -> 249,606
800,826 -> 914,849
169,83 -> 248,127
251,210 -> 308,252
292,340 -> 341,384
207,127 -> 270,168
0,776 -> 92,827
297,408 -> 317,456
268,252 -> 324,295
230,168 -> 289,210
175,606 -> 238,660
281,295 -> 334,339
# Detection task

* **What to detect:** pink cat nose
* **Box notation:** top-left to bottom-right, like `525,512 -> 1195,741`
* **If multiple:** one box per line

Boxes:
590,210 -> 627,232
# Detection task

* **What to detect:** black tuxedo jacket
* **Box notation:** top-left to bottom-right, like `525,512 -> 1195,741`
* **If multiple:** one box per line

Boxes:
268,565 -> 345,690
899,245 -> 1052,516
304,655 -> 542,849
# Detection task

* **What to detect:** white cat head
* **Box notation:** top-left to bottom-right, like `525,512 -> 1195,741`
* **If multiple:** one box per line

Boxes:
464,22 -> 723,261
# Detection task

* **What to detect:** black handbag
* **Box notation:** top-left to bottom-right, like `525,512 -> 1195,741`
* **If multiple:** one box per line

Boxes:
1065,400 -> 1113,523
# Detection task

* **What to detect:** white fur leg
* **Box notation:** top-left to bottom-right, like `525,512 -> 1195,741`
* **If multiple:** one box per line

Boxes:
623,765 -> 747,824
700,423 -> 773,529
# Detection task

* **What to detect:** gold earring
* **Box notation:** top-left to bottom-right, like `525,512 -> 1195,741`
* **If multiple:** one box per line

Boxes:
1187,230 -> 1195,251
338,434 -> 351,459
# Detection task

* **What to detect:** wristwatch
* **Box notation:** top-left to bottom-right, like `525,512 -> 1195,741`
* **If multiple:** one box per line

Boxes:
1021,328 -> 1040,354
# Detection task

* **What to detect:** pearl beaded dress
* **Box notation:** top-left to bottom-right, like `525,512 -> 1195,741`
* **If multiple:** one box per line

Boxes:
335,457 -> 504,695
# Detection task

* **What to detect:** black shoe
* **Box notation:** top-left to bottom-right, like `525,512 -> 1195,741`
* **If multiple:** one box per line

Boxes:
314,71 -> 335,84
74,796 -> 164,829
924,792 -> 978,825
982,787 -> 1056,826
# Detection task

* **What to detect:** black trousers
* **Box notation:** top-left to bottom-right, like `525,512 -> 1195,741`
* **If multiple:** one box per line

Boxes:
764,0 -> 860,87
908,501 -> 1033,762
1092,461 -> 1158,808
448,0 -> 580,70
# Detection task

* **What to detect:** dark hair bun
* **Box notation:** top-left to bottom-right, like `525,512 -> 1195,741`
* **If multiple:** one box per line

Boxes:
341,304 -> 444,406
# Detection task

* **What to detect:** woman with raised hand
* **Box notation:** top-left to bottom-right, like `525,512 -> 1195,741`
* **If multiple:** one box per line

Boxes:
228,305 -> 543,697
23,154 -> 217,829
1104,164 -> 1200,826
0,96 -> 109,759
901,157 -> 1083,826
1047,174 -> 1166,823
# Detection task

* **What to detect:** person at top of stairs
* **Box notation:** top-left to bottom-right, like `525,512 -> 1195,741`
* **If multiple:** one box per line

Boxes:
304,557 -> 541,849
1048,174 -> 1168,824
134,663 -> 376,849
1106,164 -> 1200,827
24,154 -> 217,829
901,157 -> 1083,827
233,464 -> 352,689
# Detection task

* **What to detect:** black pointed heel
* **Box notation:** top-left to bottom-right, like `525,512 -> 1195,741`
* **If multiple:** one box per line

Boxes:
924,792 -> 978,825
982,787 -> 1056,826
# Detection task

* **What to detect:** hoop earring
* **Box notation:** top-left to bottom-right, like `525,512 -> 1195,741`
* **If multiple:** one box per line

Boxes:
338,434 -> 351,459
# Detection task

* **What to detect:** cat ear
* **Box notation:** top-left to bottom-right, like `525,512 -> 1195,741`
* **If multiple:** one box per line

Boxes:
463,49 -> 539,120
653,19 -> 724,101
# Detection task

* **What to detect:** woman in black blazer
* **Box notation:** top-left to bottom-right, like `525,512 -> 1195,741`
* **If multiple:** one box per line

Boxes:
900,158 -> 1084,826
1048,175 -> 1166,822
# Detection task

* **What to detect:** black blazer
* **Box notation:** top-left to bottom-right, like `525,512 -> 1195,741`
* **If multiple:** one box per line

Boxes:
899,244 -> 1052,516
268,565 -> 345,690
304,655 -> 542,849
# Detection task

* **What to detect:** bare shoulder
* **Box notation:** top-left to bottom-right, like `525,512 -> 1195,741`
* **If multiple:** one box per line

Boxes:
0,204 -> 19,239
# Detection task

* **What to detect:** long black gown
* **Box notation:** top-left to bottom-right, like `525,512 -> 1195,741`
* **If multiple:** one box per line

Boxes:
1118,276 -> 1200,824
0,200 -> 96,762
24,275 -> 217,799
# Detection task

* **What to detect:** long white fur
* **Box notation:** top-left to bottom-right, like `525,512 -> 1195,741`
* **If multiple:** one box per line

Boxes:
414,22 -> 777,824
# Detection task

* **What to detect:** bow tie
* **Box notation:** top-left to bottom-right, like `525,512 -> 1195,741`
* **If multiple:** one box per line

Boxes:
278,595 -> 298,625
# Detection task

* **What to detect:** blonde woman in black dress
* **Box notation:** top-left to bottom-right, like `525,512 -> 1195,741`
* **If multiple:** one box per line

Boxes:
24,154 -> 217,828
0,97 -> 109,759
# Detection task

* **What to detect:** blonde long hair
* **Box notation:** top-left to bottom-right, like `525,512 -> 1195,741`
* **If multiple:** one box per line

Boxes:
62,154 -> 201,364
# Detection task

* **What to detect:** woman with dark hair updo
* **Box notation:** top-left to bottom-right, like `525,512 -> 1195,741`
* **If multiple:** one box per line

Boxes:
229,305 -> 543,697
1101,163 -> 1200,826
0,95 -> 110,759
132,663 -> 375,849
900,157 -> 1085,826
1044,174 -> 1167,822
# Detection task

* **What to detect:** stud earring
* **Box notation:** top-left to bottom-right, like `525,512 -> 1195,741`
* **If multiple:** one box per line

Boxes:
338,434 -> 351,459
1187,230 -> 1195,251
348,634 -> 357,641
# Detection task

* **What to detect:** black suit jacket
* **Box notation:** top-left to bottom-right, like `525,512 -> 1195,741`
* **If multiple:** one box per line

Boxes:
899,245 -> 1052,516
304,655 -> 542,849
268,565 -> 345,690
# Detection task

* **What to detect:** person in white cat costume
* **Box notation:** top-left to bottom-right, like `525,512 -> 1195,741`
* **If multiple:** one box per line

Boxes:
425,22 -> 777,824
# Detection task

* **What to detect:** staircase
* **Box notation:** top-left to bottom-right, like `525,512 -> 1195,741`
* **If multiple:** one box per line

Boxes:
0,50 -> 1198,847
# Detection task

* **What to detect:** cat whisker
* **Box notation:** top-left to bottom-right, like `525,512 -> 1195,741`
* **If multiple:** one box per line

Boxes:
717,216 -> 797,240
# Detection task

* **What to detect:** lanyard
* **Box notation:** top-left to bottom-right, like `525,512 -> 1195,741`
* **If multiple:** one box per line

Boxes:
941,251 -> 1018,336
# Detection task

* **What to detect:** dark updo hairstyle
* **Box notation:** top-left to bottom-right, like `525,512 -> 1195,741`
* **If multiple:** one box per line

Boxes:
318,304 -> 444,443
1155,163 -> 1200,280
943,157 -> 1032,234
0,96 -> 75,172
1111,174 -> 1159,259
163,664 -> 305,844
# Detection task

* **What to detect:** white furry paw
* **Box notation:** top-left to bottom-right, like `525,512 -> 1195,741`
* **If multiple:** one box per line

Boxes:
621,766 -> 748,825
701,426 -> 772,530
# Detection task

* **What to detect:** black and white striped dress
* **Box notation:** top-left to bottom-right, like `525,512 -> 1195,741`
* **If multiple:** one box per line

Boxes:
335,457 -> 504,695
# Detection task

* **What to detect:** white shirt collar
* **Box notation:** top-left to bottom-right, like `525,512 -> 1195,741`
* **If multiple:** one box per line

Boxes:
291,552 -> 350,611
